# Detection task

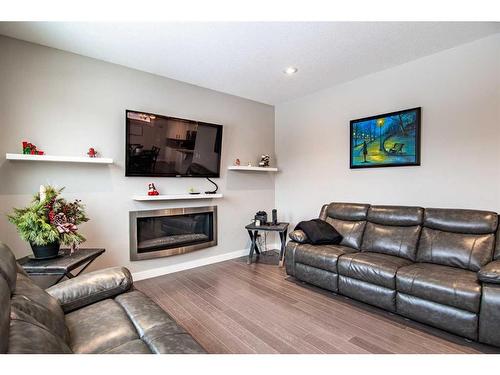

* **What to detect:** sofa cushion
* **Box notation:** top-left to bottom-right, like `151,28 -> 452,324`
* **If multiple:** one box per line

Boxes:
337,252 -> 413,289
11,294 -> 69,343
104,339 -> 152,354
396,263 -> 481,313
326,202 -> 369,221
13,273 -> 69,343
325,217 -> 366,250
424,208 -> 497,234
9,308 -> 72,354
361,222 -> 421,261
0,276 -> 10,354
396,293 -> 478,340
115,291 -> 205,354
65,299 -> 139,354
294,263 -> 339,291
324,202 -> 369,250
417,228 -> 494,272
495,219 -> 500,260
338,275 -> 397,311
0,242 -> 17,292
294,243 -> 358,273
367,205 -> 424,226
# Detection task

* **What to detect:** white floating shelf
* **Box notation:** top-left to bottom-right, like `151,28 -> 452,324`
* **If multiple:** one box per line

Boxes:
6,153 -> 113,164
132,193 -> 223,201
227,166 -> 278,172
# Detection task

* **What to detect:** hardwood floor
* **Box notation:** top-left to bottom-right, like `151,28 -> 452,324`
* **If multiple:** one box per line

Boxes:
135,253 -> 499,354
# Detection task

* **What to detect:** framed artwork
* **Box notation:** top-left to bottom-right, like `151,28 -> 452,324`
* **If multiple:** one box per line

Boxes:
350,107 -> 421,169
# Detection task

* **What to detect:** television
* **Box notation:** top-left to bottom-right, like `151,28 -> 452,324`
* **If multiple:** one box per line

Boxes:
126,110 -> 223,177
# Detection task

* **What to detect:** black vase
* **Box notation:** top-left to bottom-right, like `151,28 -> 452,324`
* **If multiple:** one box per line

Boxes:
30,241 -> 61,260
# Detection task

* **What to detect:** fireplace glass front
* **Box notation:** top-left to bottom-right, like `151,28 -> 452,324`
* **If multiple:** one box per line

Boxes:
130,206 -> 217,261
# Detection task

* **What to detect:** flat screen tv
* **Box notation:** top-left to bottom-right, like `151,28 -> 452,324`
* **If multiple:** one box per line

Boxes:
126,110 -> 223,177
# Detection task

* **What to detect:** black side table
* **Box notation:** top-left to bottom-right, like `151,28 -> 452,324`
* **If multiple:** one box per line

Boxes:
245,222 -> 289,266
18,248 -> 105,289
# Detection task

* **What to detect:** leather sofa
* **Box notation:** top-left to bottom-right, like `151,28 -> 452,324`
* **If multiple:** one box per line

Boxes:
0,242 -> 205,354
285,202 -> 500,347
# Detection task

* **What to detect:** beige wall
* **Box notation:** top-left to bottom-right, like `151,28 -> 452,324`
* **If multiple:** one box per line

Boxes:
275,34 -> 500,226
0,36 -> 276,276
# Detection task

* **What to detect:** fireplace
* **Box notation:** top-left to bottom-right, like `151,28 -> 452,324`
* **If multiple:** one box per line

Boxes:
129,206 -> 217,261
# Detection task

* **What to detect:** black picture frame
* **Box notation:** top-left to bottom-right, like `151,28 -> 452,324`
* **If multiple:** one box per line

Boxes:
349,107 -> 421,169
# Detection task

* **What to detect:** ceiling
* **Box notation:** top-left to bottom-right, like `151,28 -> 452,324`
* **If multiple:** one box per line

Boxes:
0,22 -> 498,104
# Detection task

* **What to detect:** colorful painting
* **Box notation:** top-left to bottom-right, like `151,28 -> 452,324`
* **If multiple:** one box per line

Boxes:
350,107 -> 421,169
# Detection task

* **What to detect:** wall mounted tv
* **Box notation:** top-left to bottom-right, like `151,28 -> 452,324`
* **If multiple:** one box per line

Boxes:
126,110 -> 223,177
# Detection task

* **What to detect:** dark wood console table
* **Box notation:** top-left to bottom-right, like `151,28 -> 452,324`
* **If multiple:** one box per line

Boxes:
18,248 -> 105,288
245,222 -> 289,266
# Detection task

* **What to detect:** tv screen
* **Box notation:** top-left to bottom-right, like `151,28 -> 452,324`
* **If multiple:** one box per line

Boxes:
126,110 -> 223,177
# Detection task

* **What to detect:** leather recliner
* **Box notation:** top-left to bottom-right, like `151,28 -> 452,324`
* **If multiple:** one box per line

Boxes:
0,242 -> 205,354
285,202 -> 500,347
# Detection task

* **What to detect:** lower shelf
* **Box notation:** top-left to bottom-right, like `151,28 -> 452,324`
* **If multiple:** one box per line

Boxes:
132,193 -> 223,201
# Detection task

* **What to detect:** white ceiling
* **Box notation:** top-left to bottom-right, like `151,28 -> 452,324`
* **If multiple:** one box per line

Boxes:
0,22 -> 498,104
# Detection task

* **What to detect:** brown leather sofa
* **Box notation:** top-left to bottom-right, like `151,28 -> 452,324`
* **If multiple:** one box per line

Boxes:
285,202 -> 500,347
0,242 -> 205,354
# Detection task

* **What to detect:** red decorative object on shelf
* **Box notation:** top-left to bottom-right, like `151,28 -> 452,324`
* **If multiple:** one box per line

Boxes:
22,141 -> 44,155
87,147 -> 98,158
147,183 -> 159,196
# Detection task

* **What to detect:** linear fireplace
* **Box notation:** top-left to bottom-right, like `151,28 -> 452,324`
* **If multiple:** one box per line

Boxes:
129,206 -> 217,261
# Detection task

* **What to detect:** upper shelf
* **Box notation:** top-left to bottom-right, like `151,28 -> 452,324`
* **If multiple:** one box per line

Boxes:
227,166 -> 278,172
5,153 -> 114,164
132,193 -> 223,201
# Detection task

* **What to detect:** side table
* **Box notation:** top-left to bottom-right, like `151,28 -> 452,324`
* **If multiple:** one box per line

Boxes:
18,248 -> 105,289
245,222 -> 289,266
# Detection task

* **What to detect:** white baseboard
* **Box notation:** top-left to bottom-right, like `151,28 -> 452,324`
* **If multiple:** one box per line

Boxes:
131,248 -> 248,281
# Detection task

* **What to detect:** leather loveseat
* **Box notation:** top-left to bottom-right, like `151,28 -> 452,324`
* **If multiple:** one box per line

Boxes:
0,242 -> 205,354
285,202 -> 500,347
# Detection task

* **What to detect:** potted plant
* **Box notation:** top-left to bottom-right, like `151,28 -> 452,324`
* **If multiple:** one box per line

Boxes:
8,185 -> 89,259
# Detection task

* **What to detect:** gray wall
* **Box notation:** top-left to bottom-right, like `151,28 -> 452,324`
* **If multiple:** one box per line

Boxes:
0,36 -> 276,276
275,34 -> 500,226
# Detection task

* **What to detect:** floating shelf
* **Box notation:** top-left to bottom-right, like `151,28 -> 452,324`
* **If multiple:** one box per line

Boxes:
132,193 -> 223,201
227,166 -> 278,172
5,153 -> 113,164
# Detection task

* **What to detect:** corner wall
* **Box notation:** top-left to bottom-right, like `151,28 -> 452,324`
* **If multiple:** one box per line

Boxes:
275,34 -> 500,225
0,36 -> 276,275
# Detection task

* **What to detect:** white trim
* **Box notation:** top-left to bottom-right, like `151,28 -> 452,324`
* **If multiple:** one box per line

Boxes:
6,153 -> 113,164
131,248 -> 248,281
132,193 -> 223,201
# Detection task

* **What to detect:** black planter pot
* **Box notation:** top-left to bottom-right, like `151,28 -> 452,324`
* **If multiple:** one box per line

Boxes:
30,241 -> 61,260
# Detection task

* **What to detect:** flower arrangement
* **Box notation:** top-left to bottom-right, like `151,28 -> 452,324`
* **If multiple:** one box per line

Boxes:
8,185 -> 89,257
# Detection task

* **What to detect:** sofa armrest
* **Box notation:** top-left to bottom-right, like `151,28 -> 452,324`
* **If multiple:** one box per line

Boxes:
46,267 -> 133,313
478,260 -> 500,284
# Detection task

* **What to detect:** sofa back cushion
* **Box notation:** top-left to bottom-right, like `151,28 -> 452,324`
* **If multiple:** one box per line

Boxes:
13,273 -> 69,343
323,202 -> 369,250
0,243 -> 17,354
417,208 -> 497,271
496,216 -> 500,260
0,242 -> 17,293
8,308 -> 72,354
361,205 -> 424,261
0,276 -> 10,354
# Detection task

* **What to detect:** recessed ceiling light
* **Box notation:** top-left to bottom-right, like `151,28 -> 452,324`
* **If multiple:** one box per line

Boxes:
284,66 -> 298,75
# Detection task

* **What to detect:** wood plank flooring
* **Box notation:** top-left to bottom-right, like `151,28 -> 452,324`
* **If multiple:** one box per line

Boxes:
135,253 -> 499,354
